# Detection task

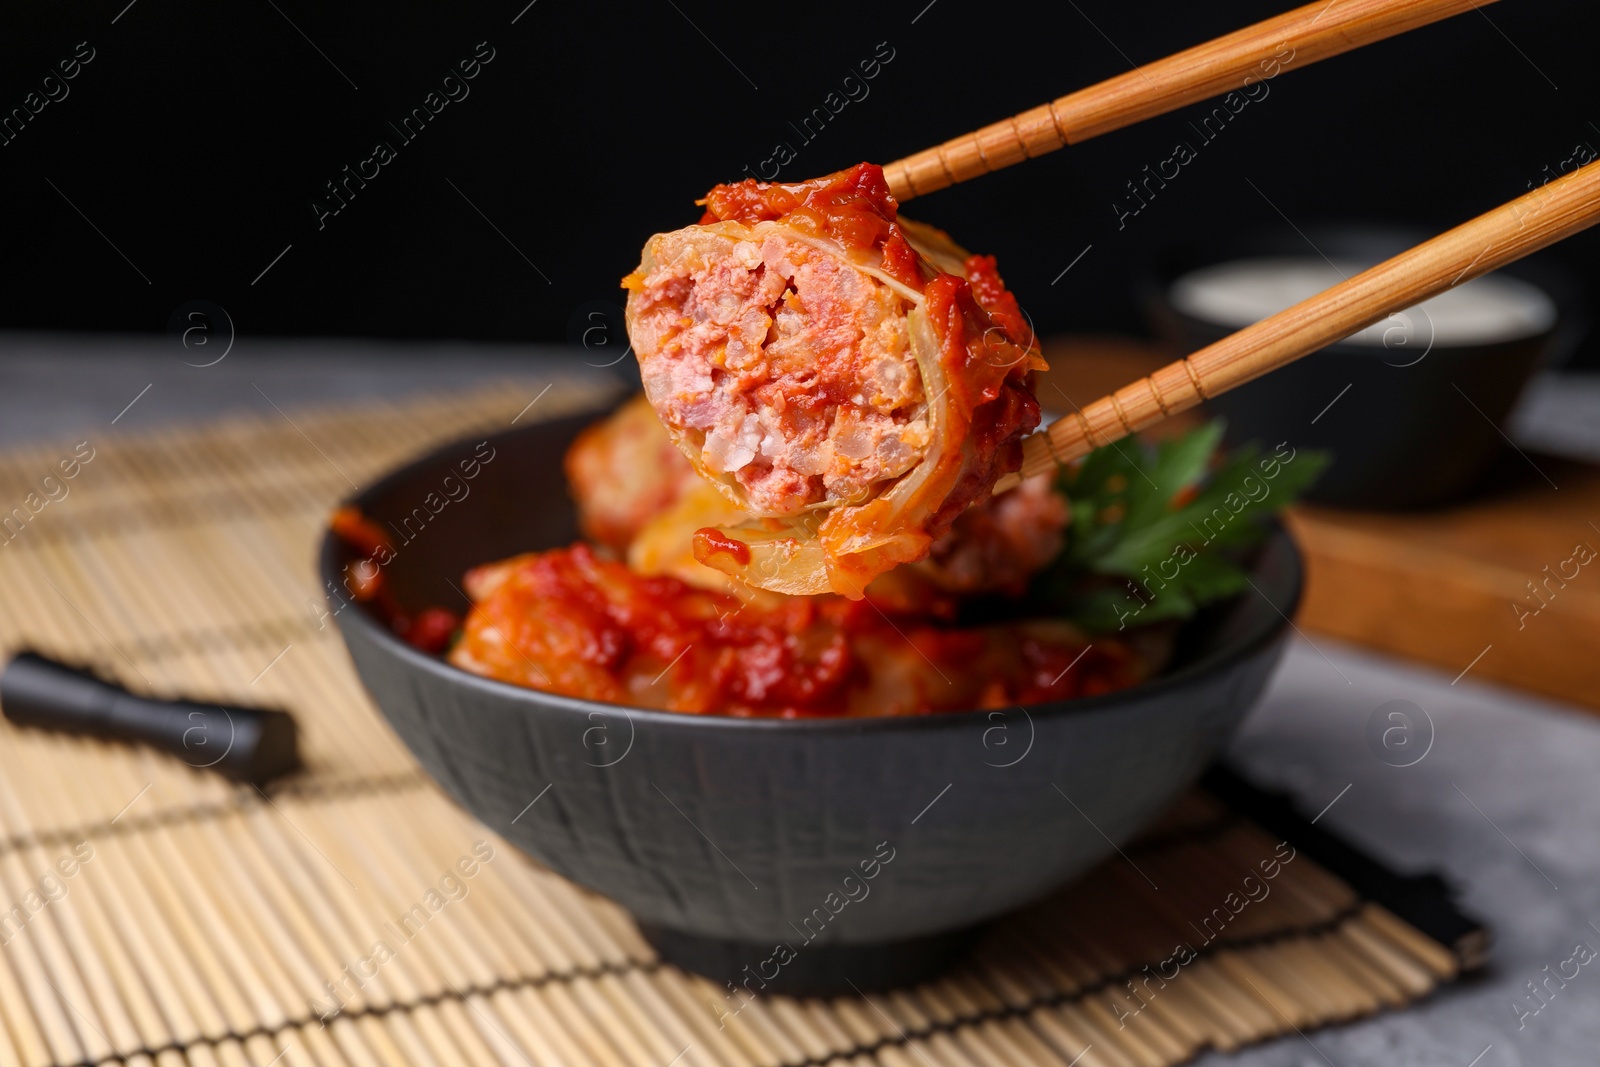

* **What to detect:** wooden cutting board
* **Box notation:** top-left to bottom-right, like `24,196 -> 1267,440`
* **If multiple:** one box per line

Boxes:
1041,335 -> 1600,711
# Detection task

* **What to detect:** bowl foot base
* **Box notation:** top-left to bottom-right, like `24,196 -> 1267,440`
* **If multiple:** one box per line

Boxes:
639,922 -> 982,997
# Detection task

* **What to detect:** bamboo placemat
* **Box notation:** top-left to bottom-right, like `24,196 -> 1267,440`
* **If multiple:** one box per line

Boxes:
0,376 -> 1470,1067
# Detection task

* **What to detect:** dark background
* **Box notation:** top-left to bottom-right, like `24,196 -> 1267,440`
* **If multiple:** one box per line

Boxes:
4,0 -> 1596,364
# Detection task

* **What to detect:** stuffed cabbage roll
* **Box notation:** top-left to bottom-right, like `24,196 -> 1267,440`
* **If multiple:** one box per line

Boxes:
623,163 -> 1045,598
565,393 -> 1068,604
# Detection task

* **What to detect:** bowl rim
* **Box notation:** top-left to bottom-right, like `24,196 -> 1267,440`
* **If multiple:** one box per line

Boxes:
321,408 -> 1304,736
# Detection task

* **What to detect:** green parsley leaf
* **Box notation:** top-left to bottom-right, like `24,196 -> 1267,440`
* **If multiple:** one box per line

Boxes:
1031,422 -> 1328,633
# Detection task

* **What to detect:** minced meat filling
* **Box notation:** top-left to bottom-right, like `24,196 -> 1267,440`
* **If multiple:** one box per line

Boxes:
631,227 -> 930,515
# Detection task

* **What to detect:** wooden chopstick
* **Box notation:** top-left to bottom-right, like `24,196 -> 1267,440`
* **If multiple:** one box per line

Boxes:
883,0 -> 1494,202
995,156 -> 1600,491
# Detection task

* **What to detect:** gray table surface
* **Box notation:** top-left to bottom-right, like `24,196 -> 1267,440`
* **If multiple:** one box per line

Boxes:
5,332 -> 1598,1067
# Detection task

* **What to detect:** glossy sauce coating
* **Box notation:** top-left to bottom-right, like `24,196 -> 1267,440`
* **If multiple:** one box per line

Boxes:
699,162 -> 925,291
448,543 -> 1143,717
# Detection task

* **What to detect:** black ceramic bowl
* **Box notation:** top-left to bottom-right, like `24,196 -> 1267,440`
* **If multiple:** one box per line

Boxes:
323,405 -> 1302,993
1147,227 -> 1579,510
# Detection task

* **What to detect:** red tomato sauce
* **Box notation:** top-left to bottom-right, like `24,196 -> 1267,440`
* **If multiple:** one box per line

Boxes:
693,528 -> 752,567
699,162 -> 925,291
443,543 -> 1143,718
330,507 -> 461,654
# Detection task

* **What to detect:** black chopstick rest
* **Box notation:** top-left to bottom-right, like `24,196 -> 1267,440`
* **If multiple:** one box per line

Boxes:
0,652 -> 300,784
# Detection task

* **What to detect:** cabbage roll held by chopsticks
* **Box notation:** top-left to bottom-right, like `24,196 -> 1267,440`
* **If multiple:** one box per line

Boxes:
623,163 -> 1044,598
